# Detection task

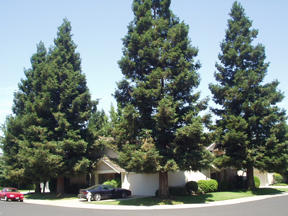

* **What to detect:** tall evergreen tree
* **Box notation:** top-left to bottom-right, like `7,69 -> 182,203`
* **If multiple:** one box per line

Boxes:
45,19 -> 96,193
1,116 -> 27,188
115,0 -> 212,197
2,42 -> 62,192
210,2 -> 288,189
2,19 -> 97,193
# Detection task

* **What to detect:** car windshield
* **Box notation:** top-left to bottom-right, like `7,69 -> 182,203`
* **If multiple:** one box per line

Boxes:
86,185 -> 100,190
85,184 -> 115,190
6,188 -> 18,192
102,185 -> 115,190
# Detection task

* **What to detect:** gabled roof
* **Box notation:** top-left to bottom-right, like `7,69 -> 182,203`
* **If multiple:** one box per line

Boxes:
206,143 -> 216,152
98,157 -> 126,174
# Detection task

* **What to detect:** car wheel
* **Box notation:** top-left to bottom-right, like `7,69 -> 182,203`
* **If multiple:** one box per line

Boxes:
94,193 -> 101,201
121,192 -> 128,199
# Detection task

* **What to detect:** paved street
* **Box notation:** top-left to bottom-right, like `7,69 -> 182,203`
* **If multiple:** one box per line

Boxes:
0,195 -> 288,216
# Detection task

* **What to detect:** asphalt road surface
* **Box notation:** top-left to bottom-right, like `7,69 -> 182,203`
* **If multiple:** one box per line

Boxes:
0,195 -> 287,216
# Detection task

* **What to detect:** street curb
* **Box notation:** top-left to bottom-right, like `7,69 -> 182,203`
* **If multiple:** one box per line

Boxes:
24,192 -> 288,210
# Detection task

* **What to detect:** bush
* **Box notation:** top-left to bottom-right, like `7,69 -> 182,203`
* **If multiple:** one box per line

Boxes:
198,179 -> 218,193
218,176 -> 247,191
254,176 -> 260,188
169,187 -> 188,196
273,173 -> 284,184
103,179 -> 119,188
185,181 -> 198,194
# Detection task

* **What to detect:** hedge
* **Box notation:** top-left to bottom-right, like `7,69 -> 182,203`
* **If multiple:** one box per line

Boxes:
254,176 -> 260,188
273,173 -> 284,184
185,181 -> 198,194
198,179 -> 218,193
103,179 -> 120,188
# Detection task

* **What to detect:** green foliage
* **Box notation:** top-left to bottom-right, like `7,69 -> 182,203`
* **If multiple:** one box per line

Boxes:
185,181 -> 198,194
115,0 -> 212,197
209,1 -> 288,190
103,179 -> 120,188
119,130 -> 162,173
254,176 -> 260,188
198,179 -> 218,193
273,173 -> 284,184
1,19 -> 100,190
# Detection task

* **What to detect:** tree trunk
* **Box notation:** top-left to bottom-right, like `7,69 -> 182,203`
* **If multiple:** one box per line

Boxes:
56,176 -> 65,194
42,181 -> 46,193
35,183 -> 41,194
247,165 -> 255,190
158,171 -> 169,198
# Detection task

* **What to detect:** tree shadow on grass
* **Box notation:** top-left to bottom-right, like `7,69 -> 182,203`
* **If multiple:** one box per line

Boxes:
117,194 -> 213,206
252,188 -> 285,196
24,193 -> 76,200
174,194 -> 214,204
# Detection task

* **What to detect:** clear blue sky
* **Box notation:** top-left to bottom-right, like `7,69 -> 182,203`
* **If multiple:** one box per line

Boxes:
1,0 -> 288,129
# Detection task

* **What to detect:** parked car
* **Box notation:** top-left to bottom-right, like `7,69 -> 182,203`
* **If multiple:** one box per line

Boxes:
78,184 -> 131,201
0,188 -> 24,202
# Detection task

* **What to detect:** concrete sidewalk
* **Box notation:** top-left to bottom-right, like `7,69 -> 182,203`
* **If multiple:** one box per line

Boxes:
23,192 -> 288,210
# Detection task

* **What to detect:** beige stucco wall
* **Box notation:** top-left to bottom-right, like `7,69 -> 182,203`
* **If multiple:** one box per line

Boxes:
122,173 -> 159,196
238,169 -> 274,186
122,170 -> 210,196
254,169 -> 274,186
168,170 -> 210,187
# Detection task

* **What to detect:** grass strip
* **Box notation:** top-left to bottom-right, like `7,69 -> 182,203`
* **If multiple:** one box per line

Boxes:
24,188 -> 288,205
25,193 -> 77,201
91,188 -> 288,206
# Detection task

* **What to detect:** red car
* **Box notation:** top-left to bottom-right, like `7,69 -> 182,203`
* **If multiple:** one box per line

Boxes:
0,188 -> 24,202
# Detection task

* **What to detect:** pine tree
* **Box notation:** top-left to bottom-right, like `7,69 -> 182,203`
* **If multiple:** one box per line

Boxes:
115,0 -> 212,197
1,116 -> 26,187
2,42 -> 61,192
210,2 -> 288,189
2,19 -> 97,193
46,19 -> 96,193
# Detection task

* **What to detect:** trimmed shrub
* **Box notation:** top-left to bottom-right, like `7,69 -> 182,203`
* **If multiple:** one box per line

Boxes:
185,181 -> 198,194
198,179 -> 218,193
254,176 -> 260,188
169,187 -> 188,196
273,173 -> 284,184
103,179 -> 119,188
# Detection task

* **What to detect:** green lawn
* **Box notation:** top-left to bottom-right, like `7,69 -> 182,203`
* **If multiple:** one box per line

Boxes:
23,188 -> 288,205
272,183 -> 288,186
91,188 -> 288,206
25,193 -> 77,201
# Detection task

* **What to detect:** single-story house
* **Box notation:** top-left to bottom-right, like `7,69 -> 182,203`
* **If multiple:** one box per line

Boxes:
70,144 -> 275,195
70,156 -> 212,196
